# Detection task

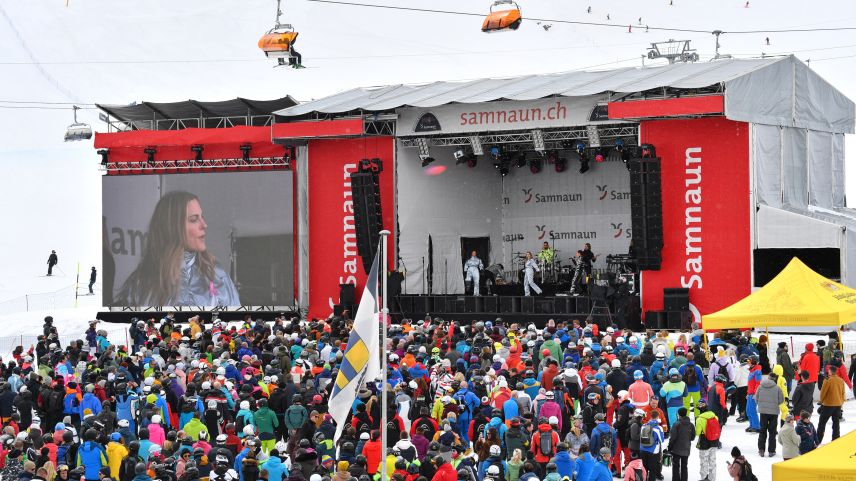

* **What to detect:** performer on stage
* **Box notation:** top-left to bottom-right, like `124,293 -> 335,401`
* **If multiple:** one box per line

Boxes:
537,241 -> 555,264
580,242 -> 598,275
522,251 -> 542,296
463,250 -> 484,296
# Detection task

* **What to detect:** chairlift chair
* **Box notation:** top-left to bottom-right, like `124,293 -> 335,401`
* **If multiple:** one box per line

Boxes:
482,0 -> 522,33
64,105 -> 92,142
258,25 -> 299,63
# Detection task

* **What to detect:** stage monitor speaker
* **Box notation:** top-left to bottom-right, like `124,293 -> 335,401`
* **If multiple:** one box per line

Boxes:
628,157 -> 663,270
454,297 -> 466,313
664,287 -> 690,311
351,172 -> 383,274
521,297 -> 534,314
500,296 -> 515,313
339,284 -> 355,306
645,310 -> 666,330
666,310 -> 693,330
483,296 -> 498,313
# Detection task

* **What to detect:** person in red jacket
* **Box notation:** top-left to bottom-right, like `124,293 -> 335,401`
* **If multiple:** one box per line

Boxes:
431,455 -> 457,481
362,430 -> 383,475
798,344 -> 821,386
530,419 -> 560,472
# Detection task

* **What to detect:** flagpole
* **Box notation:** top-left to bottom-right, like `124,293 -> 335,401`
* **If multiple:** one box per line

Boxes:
379,229 -> 391,481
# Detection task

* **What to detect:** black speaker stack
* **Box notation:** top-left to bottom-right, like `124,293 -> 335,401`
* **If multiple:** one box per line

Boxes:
351,159 -> 383,274
628,149 -> 663,271
645,287 -> 692,330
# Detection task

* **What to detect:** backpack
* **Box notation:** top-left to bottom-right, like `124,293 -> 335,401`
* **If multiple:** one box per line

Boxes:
704,417 -> 721,441
598,428 -> 614,452
632,468 -> 645,481
682,365 -> 698,387
738,460 -> 758,481
489,459 -> 506,481
538,430 -> 554,456
640,424 -> 655,448
715,360 -> 731,383
181,395 -> 199,413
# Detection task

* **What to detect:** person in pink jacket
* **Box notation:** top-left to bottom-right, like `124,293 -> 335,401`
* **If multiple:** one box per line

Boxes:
537,391 -> 563,431
148,414 -> 166,446
628,371 -> 655,414
623,452 -> 647,481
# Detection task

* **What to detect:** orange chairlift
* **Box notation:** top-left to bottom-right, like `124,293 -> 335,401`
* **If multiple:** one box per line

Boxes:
258,0 -> 304,68
482,0 -> 523,33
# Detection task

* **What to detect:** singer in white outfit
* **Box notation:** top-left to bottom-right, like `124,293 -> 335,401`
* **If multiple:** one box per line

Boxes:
523,251 -> 542,296
464,250 -> 484,296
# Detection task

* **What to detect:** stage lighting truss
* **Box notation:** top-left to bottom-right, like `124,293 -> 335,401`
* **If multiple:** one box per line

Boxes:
103,156 -> 293,173
399,125 -> 637,152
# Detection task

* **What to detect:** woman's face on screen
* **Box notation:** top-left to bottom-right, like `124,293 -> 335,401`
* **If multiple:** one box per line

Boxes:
184,199 -> 207,252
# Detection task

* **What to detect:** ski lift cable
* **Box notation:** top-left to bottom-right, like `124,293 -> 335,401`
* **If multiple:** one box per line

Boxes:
304,0 -> 856,35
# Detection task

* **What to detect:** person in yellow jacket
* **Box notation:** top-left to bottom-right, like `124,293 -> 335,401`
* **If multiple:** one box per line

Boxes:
106,433 -> 129,479
772,365 -> 790,418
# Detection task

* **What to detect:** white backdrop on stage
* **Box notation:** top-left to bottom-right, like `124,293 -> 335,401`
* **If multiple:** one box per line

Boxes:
397,143 -> 632,294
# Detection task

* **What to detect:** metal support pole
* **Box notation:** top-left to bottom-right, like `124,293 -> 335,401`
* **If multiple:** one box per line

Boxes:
379,229 -> 391,481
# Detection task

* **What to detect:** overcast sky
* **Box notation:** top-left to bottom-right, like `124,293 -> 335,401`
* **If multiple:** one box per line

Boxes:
0,0 -> 854,299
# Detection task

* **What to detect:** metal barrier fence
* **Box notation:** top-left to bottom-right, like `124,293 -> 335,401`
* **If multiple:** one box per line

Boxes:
0,284 -> 78,316
0,324 -> 129,360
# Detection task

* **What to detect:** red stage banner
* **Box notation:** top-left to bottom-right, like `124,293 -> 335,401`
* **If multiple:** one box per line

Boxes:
272,119 -> 364,139
608,96 -> 724,119
306,137 -> 395,319
639,117 -> 751,324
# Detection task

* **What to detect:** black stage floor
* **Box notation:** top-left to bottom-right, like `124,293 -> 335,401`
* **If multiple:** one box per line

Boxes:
392,293 -> 640,328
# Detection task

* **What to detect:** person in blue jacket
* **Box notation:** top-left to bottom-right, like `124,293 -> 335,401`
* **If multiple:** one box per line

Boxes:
573,444 -> 596,481
638,411 -> 665,481
77,429 -> 107,481
551,442 -> 574,479
114,386 -> 138,433
137,429 -> 154,463
79,385 -> 102,419
588,413 -> 617,463
234,442 -> 251,481
586,448 -> 614,481
260,449 -> 289,481
453,382 -> 480,444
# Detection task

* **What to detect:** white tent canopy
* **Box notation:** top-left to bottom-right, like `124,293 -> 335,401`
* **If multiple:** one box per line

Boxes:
277,56 -> 853,134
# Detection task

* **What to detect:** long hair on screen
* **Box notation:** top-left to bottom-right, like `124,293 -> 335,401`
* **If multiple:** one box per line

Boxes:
117,191 -> 216,306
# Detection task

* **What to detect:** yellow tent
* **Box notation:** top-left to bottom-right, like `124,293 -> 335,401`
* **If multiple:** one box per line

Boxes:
703,257 -> 856,330
772,428 -> 856,481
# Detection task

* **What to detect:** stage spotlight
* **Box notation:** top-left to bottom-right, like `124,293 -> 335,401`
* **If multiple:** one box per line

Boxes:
640,143 -> 656,158
529,157 -> 541,174
499,163 -> 510,176
240,144 -> 252,163
97,149 -> 109,166
191,145 -> 204,163
594,149 -> 605,163
144,147 -> 157,165
454,149 -> 478,168
515,152 -> 527,168
614,138 -> 624,153
555,156 -> 567,173
421,156 -> 436,168
489,146 -> 502,159
575,142 -> 586,156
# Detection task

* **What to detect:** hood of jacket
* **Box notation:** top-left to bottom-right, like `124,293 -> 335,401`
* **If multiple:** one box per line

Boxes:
806,343 -> 814,352
537,423 -> 552,432
772,365 -> 784,377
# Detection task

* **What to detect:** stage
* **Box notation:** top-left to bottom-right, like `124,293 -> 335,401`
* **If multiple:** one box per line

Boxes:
393,292 -> 641,327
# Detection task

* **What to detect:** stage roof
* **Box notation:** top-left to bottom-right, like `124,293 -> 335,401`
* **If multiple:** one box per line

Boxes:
98,96 -> 298,123
276,56 -> 853,134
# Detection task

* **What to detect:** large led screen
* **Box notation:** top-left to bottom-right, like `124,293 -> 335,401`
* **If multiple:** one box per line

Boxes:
102,171 -> 294,307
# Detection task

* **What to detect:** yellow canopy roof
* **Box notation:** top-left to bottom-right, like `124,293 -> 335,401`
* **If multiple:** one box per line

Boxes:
772,428 -> 856,481
703,257 -> 856,329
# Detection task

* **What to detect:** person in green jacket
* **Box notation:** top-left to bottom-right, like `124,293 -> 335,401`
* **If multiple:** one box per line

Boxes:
183,414 -> 208,441
254,398 -> 280,453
